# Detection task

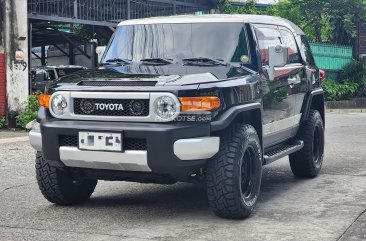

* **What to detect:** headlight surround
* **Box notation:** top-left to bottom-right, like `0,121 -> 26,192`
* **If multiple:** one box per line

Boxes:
154,96 -> 179,121
50,94 -> 68,116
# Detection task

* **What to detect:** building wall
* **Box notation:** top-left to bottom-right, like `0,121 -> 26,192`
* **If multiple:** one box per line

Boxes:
3,0 -> 28,126
0,0 -> 6,117
0,53 -> 5,117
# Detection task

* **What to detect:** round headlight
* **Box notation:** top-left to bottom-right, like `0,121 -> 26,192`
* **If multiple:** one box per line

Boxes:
154,96 -> 179,121
51,95 -> 68,116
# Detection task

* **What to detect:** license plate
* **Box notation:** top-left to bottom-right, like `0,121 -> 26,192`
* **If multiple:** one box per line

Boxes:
79,132 -> 122,152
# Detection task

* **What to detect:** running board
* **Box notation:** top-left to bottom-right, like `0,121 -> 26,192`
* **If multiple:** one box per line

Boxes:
264,140 -> 304,165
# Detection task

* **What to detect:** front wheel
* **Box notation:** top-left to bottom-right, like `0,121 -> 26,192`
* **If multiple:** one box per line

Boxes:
36,152 -> 97,205
206,124 -> 262,219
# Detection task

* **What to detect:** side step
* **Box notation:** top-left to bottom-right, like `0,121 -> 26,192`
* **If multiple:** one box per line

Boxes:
264,140 -> 304,165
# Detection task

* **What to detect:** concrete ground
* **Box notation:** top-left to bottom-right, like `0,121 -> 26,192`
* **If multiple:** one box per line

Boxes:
0,113 -> 365,241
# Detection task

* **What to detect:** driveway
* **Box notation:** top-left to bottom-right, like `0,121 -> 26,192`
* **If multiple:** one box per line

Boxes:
0,113 -> 365,241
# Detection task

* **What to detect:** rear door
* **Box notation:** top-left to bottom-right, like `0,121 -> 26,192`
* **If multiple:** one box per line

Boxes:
253,24 -> 304,148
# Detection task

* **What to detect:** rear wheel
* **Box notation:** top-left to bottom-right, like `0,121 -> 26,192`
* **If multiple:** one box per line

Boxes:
36,152 -> 97,205
206,124 -> 262,219
289,110 -> 325,178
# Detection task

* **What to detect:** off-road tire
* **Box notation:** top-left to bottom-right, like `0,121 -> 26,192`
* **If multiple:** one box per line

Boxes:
206,124 -> 262,219
36,152 -> 97,205
289,110 -> 324,178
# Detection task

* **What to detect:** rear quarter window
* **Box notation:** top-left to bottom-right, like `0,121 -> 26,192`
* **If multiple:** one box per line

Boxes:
300,35 -> 316,67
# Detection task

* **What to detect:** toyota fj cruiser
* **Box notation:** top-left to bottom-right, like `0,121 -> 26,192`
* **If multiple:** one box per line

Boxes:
30,14 -> 325,219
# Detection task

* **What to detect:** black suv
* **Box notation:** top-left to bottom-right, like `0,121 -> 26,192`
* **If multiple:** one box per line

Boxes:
31,65 -> 87,93
30,14 -> 325,219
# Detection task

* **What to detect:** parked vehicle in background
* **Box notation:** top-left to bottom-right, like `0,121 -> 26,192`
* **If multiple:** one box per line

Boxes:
29,14 -> 325,219
31,65 -> 87,92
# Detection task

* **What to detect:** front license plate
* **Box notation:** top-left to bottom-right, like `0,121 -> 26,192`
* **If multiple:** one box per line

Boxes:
79,132 -> 122,152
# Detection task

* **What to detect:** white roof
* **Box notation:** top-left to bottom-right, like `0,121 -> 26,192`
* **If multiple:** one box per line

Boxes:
118,14 -> 304,35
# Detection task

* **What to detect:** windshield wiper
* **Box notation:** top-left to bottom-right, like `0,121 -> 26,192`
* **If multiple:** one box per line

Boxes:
140,58 -> 175,65
102,58 -> 131,66
182,57 -> 227,66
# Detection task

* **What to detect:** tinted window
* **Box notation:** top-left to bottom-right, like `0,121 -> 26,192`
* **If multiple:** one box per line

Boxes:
102,23 -> 249,64
56,68 -> 84,77
280,28 -> 300,64
254,26 -> 282,65
300,35 -> 316,67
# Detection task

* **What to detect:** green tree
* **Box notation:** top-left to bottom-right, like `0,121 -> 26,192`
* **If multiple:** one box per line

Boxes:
270,0 -> 331,42
219,0 -> 263,14
219,0 -> 366,45
328,0 -> 366,45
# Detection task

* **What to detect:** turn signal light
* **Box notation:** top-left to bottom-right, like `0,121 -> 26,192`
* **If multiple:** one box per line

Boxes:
38,94 -> 51,108
179,96 -> 221,112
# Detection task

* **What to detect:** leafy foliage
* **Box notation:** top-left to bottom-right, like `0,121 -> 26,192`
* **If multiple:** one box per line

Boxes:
0,117 -> 5,129
16,93 -> 40,129
339,61 -> 366,97
323,61 -> 366,101
322,79 -> 359,101
219,0 -> 366,45
219,0 -> 264,14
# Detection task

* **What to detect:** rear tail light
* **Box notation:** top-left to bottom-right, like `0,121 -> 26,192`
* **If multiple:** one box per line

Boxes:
319,69 -> 326,82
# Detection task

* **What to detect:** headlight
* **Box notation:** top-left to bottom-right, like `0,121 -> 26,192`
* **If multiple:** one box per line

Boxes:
51,94 -> 68,116
154,96 -> 179,121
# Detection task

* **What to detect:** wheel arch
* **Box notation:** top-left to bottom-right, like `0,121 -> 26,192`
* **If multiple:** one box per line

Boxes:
210,103 -> 263,148
301,89 -> 325,125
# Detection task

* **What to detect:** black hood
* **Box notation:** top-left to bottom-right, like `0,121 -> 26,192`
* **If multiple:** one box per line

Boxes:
53,64 -> 253,87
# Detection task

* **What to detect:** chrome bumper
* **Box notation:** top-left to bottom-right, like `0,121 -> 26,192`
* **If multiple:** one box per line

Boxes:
29,128 -> 42,151
174,137 -> 220,160
59,147 -> 150,172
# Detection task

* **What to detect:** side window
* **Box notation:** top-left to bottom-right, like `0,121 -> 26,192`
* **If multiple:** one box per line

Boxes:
254,25 -> 283,66
47,70 -> 56,81
300,35 -> 316,67
279,28 -> 301,64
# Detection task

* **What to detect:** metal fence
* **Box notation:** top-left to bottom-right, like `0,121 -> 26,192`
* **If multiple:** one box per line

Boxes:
310,42 -> 353,70
28,0 -> 212,26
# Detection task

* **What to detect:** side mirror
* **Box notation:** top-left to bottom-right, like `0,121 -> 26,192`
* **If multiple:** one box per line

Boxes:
267,44 -> 288,81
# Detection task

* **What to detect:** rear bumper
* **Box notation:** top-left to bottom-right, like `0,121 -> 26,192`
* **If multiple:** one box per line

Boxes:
30,119 -> 219,178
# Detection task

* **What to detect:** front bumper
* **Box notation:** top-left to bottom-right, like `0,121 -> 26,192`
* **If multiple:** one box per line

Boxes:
30,119 -> 219,178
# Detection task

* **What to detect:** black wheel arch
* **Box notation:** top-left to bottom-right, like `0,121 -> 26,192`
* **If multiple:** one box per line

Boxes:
210,103 -> 263,150
301,88 -> 325,125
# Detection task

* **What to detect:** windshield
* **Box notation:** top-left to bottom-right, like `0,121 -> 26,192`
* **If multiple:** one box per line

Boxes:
102,23 -> 249,65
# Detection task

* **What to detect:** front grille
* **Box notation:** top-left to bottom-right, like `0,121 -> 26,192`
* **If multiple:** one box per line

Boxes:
59,135 -> 147,151
60,135 -> 78,147
73,98 -> 149,116
124,138 -> 147,150
78,81 -> 157,87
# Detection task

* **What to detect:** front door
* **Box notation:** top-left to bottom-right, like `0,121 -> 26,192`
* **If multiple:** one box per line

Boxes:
253,24 -> 304,148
